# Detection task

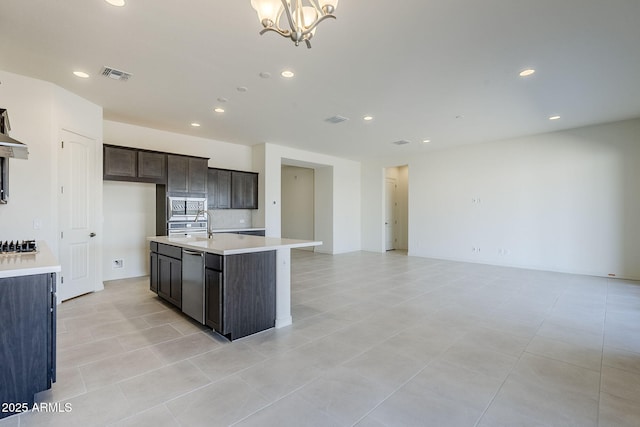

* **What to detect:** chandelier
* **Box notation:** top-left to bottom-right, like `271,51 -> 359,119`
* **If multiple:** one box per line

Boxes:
250,0 -> 338,48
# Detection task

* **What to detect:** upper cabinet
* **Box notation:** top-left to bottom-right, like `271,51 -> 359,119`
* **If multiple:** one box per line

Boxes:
208,168 -> 258,210
103,145 -> 167,184
231,171 -> 258,209
167,155 -> 208,196
208,168 -> 231,209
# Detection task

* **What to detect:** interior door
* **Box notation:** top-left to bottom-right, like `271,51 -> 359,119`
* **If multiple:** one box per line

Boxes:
385,178 -> 396,251
58,130 -> 98,301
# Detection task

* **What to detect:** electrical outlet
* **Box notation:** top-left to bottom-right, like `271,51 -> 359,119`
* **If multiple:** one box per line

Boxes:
239,219 -> 245,224
112,259 -> 124,269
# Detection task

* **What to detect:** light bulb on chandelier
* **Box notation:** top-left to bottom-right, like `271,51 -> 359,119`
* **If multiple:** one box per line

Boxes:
250,0 -> 338,48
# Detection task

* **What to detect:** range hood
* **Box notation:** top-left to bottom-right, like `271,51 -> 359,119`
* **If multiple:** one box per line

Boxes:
0,109 -> 29,159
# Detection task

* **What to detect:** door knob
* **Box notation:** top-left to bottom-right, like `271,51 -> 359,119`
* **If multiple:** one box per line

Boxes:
89,232 -> 96,237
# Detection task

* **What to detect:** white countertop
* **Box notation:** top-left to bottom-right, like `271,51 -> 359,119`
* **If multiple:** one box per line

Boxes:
0,241 -> 61,279
149,233 -> 321,255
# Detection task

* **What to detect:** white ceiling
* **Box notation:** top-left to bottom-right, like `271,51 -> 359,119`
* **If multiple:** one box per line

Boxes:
1,0 -> 639,160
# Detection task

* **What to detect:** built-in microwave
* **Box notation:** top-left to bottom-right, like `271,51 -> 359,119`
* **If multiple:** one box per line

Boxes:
167,197 -> 207,221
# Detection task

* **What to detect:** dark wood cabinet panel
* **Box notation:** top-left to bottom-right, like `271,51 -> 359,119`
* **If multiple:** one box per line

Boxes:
207,168 -> 231,209
104,145 -> 137,180
167,155 -> 189,193
150,251 -> 158,293
231,171 -> 258,209
104,145 -> 167,184
205,269 -> 223,331
157,253 -> 182,308
223,251 -> 276,340
168,155 -> 208,196
0,273 -> 56,419
138,151 -> 167,183
237,230 -> 266,236
188,158 -> 208,194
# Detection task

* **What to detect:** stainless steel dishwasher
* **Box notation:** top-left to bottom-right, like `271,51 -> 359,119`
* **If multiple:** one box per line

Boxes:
181,249 -> 205,324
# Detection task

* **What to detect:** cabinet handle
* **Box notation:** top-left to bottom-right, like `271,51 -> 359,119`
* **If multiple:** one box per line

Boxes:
89,232 -> 97,237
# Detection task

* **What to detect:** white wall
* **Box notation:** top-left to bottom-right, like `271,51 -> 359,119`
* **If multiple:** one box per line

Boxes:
103,120 -> 255,280
362,118 -> 640,279
0,69 -> 103,285
254,143 -> 360,254
102,181 -> 156,280
281,166 -> 315,241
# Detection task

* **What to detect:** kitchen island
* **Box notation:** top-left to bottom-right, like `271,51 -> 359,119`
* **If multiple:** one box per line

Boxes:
148,233 -> 321,340
0,242 -> 59,419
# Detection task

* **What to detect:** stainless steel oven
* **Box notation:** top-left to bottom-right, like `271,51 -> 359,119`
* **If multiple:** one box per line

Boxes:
167,221 -> 208,237
167,197 -> 207,221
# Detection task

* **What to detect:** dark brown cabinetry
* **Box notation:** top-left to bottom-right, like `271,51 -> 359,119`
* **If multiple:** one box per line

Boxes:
149,243 -> 275,341
207,168 -> 258,210
138,151 -> 167,182
207,168 -> 231,209
205,251 -> 275,341
103,145 -> 167,184
167,155 -> 208,196
0,273 -> 56,419
151,242 -> 182,308
231,171 -> 258,209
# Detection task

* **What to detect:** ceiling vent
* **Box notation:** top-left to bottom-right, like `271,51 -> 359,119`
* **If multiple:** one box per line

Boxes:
101,66 -> 132,81
392,140 -> 411,145
325,115 -> 349,124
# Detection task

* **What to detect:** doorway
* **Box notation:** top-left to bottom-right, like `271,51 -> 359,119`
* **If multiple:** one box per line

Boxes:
57,130 -> 100,301
281,165 -> 315,250
384,165 -> 409,252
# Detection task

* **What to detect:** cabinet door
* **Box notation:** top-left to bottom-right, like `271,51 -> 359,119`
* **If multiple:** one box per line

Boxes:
231,171 -> 258,209
188,158 -> 208,194
158,254 -> 182,308
0,274 -> 51,416
104,146 -> 136,180
167,155 -> 189,194
138,151 -> 167,183
205,269 -> 223,332
150,251 -> 158,293
208,168 -> 231,209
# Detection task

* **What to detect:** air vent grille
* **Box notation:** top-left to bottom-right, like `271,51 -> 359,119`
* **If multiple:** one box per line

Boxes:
325,115 -> 349,124
101,66 -> 132,81
393,140 -> 411,145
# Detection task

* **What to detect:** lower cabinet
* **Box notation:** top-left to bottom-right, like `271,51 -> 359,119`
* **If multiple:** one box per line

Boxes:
205,251 -> 275,341
150,242 -> 182,308
0,273 -> 56,419
150,242 -> 275,341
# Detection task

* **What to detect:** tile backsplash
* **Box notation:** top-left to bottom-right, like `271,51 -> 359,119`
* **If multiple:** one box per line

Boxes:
208,209 -> 253,229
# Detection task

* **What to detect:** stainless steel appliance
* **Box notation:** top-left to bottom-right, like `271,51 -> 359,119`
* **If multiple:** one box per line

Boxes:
181,248 -> 205,323
167,221 -> 208,237
167,197 -> 206,221
0,240 -> 37,254
0,109 -> 29,204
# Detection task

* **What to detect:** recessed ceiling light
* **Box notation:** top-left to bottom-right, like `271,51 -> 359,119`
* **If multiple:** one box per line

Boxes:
363,116 -> 373,121
422,139 -> 431,144
217,97 -> 228,103
281,70 -> 295,78
519,69 -> 536,77
214,108 -> 225,113
105,0 -> 125,6
73,71 -> 90,78
191,123 -> 201,127
237,86 -> 248,92
259,72 -> 271,79
549,115 -> 561,120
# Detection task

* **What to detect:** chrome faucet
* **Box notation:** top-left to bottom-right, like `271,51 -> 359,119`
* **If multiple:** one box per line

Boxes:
194,210 -> 213,238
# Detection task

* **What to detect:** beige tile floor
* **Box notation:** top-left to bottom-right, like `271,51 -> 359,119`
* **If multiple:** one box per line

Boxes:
2,250 -> 640,426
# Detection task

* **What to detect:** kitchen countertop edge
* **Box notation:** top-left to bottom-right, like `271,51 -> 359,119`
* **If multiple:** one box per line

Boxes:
0,241 -> 62,279
148,234 -> 321,256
